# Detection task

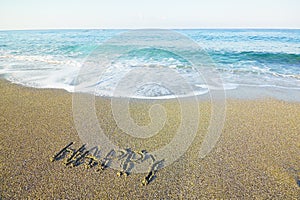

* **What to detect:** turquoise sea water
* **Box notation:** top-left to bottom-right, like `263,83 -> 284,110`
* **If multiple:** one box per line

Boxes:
0,29 -> 299,100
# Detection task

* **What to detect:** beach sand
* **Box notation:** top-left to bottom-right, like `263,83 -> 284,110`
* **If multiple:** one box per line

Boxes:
0,79 -> 299,199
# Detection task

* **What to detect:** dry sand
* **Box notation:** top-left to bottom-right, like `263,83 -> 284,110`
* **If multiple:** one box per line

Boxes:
0,79 -> 299,199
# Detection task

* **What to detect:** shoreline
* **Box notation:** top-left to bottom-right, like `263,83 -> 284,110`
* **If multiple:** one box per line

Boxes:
2,78 -> 300,103
0,78 -> 299,199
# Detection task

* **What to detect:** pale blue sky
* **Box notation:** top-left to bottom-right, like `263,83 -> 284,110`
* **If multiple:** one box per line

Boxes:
0,0 -> 299,30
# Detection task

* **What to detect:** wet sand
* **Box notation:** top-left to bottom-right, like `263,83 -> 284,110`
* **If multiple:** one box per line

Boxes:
0,79 -> 299,199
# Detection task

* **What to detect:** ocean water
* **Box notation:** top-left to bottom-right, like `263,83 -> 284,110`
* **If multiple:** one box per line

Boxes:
0,29 -> 299,101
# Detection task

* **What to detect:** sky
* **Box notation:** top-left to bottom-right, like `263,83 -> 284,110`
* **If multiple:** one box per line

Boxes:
0,0 -> 299,30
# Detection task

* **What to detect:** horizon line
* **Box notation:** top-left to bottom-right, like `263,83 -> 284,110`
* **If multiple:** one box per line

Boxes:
0,27 -> 300,31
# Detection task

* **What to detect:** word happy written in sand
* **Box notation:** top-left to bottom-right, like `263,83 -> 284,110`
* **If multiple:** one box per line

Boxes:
50,142 -> 164,186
